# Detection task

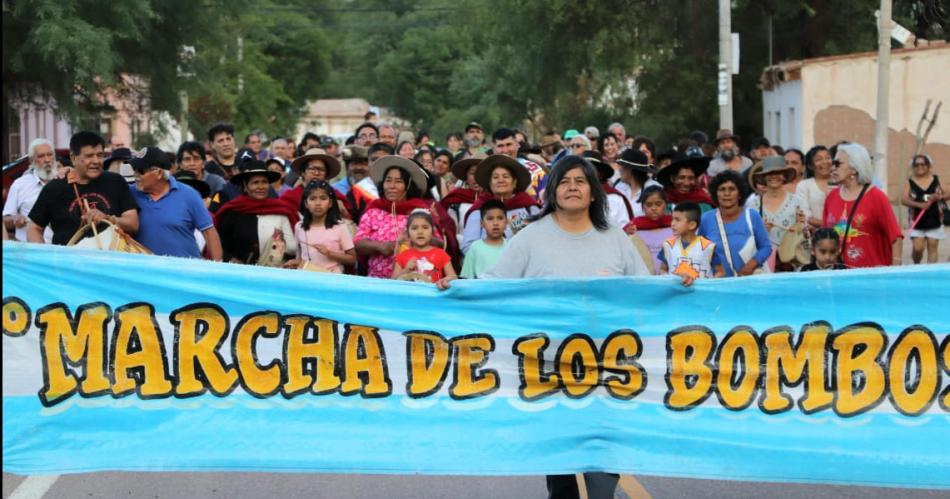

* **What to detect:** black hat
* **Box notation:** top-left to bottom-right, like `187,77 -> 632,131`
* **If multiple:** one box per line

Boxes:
616,148 -> 653,175
128,147 -> 172,171
104,147 -> 132,169
655,150 -> 711,188
174,171 -> 211,198
582,151 -> 613,182
752,137 -> 772,149
229,159 -> 281,185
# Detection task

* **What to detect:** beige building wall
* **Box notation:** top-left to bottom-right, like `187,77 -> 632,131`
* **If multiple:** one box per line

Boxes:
799,44 -> 950,196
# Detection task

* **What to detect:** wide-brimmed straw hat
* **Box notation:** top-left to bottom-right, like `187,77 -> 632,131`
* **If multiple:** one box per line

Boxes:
370,155 -> 428,192
655,152 -> 711,188
230,160 -> 281,185
451,153 -> 487,181
290,148 -> 341,178
752,156 -> 796,184
474,154 -> 532,193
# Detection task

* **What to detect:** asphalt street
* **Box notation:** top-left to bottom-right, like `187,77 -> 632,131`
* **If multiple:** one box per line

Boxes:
4,472 -> 949,499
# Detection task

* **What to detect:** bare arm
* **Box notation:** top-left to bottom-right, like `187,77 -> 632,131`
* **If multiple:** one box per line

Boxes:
435,261 -> 458,290
356,239 -> 393,257
901,183 -> 929,209
115,209 -> 139,234
201,226 -> 224,261
26,221 -> 46,243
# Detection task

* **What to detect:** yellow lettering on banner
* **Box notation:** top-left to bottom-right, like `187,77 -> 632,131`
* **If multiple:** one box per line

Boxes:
715,328 -> 761,410
832,324 -> 887,417
36,303 -> 112,406
556,335 -> 599,398
2,297 -> 31,336
282,316 -> 341,396
665,327 -> 715,410
404,331 -> 451,398
888,327 -> 939,416
600,330 -> 646,400
170,304 -> 237,397
449,335 -> 499,400
111,304 -> 173,398
233,312 -> 282,397
759,324 -> 833,414
340,324 -> 392,397
513,334 -> 560,401
941,337 -> 950,412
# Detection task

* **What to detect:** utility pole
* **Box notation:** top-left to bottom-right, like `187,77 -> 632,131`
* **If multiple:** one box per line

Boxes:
718,0 -> 733,130
179,90 -> 189,144
873,0 -> 892,194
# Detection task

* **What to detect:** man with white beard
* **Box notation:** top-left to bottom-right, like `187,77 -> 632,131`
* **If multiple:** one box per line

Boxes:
3,138 -> 57,242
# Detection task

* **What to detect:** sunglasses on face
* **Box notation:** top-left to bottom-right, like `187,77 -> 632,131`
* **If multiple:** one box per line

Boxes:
832,160 -> 842,168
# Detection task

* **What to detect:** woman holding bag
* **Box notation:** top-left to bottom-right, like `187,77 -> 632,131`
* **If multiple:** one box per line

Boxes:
822,143 -> 902,268
698,170 -> 772,277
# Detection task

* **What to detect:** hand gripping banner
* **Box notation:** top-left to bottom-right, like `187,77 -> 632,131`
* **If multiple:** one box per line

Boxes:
2,242 -> 949,488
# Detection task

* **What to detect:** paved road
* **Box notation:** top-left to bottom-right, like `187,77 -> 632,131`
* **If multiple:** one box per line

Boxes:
4,472 -> 948,499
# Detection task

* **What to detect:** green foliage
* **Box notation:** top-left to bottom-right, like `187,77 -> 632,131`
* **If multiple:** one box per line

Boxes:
5,0 -> 947,157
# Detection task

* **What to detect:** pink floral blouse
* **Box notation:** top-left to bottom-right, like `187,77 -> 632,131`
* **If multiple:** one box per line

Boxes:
353,208 -> 442,278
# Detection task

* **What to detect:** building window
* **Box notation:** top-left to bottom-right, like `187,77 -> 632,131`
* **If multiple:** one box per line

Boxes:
788,107 -> 796,147
7,110 -> 22,161
775,111 -> 781,147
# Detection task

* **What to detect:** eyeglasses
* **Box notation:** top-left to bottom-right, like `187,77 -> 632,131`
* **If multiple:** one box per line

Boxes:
831,160 -> 842,168
132,165 -> 156,174
357,133 -> 378,140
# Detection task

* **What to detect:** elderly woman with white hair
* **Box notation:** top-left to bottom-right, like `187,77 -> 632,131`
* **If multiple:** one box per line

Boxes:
822,142 -> 902,268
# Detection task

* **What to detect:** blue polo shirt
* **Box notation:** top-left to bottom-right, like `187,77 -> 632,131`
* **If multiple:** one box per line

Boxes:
130,176 -> 213,258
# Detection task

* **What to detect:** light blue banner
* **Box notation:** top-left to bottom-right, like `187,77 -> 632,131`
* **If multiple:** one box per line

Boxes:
2,241 -> 949,488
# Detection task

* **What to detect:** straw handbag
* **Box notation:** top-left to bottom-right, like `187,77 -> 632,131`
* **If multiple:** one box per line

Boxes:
67,219 -> 152,255
778,221 -> 810,266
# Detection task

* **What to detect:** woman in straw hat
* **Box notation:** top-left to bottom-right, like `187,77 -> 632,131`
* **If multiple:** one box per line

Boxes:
460,154 -> 540,254
353,155 -> 437,278
214,161 -> 299,265
281,147 -> 350,218
745,156 -> 809,270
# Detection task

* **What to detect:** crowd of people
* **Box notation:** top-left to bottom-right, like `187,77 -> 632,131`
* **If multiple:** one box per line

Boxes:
3,120 -> 947,499
4,119 -> 949,285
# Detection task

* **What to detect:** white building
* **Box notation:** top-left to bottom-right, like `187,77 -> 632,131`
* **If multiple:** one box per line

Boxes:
760,42 -> 950,195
